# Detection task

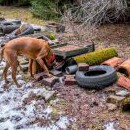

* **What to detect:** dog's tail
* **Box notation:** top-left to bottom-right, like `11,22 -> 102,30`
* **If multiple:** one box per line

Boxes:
0,47 -> 5,62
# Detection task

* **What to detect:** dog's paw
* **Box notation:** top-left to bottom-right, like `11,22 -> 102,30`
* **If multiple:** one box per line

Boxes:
47,73 -> 53,78
16,84 -> 22,88
3,84 -> 9,90
5,80 -> 10,84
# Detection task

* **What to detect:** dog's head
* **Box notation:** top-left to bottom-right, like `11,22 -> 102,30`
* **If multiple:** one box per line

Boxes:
48,53 -> 56,65
45,48 -> 56,68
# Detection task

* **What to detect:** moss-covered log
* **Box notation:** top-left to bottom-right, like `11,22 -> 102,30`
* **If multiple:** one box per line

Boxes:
73,48 -> 118,65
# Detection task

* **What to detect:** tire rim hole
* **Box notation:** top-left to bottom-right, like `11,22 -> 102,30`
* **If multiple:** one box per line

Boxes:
85,70 -> 106,76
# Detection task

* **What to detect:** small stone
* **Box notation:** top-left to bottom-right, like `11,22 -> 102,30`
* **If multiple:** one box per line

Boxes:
34,72 -> 48,81
106,103 -> 117,111
38,99 -> 45,105
42,91 -> 56,101
23,92 -> 36,105
0,65 -> 4,70
18,80 -> 26,85
41,76 -> 59,87
36,88 -> 56,101
90,101 -> 99,107
78,63 -> 89,71
50,69 -> 63,77
24,82 -> 33,89
20,61 -> 29,65
21,64 -> 28,72
59,76 -> 65,84
116,90 -> 130,97
0,88 -> 4,93
121,97 -> 130,111
104,85 -> 117,93
64,75 -> 77,85
0,70 -> 3,76
16,75 -> 23,80
107,95 -> 125,105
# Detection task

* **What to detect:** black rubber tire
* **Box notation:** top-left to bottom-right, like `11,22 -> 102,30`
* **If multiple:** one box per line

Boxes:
75,65 -> 117,89
2,25 -> 20,34
1,20 -> 21,25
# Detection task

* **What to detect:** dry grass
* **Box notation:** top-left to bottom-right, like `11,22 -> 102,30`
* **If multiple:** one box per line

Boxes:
0,6 -> 52,26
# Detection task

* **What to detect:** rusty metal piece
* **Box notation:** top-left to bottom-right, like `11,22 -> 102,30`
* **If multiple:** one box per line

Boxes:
78,63 -> 89,71
117,59 -> 130,77
117,74 -> 130,91
101,57 -> 124,68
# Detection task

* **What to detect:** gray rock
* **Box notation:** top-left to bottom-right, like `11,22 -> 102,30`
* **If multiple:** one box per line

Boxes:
0,88 -> 4,93
106,103 -> 117,111
50,69 -> 63,77
107,95 -> 125,105
21,64 -> 28,72
41,76 -> 59,87
116,90 -> 130,97
37,88 -> 56,101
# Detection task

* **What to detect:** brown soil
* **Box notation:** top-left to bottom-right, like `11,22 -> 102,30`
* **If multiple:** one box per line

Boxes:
52,24 -> 130,130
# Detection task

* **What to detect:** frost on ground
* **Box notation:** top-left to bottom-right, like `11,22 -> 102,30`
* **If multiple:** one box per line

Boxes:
104,121 -> 117,130
0,60 -> 72,130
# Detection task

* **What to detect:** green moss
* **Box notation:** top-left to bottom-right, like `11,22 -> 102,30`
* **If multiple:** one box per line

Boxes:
59,101 -> 70,106
74,48 -> 118,65
122,97 -> 130,105
48,33 -> 56,40
52,108 -> 61,114
121,97 -> 130,111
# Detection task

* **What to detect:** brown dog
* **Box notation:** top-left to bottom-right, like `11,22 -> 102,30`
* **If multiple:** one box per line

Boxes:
1,37 -> 55,87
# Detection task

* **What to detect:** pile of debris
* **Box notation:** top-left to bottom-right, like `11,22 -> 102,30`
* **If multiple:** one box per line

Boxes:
1,18 -> 130,95
0,18 -> 130,129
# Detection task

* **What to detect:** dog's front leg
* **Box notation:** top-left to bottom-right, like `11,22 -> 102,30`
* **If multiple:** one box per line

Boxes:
36,57 -> 51,77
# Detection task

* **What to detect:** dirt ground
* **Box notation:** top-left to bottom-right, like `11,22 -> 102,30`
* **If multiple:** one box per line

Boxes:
0,6 -> 130,130
51,24 -> 130,130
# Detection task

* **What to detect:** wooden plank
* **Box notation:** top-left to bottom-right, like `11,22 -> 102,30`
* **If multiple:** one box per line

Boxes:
53,42 -> 94,58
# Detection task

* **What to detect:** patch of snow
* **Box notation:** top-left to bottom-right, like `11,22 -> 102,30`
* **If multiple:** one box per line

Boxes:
18,79 -> 26,85
43,106 -> 53,115
23,82 -> 33,89
0,120 -> 15,130
56,116 -> 70,129
0,61 -> 6,66
0,70 -> 3,76
104,122 -> 116,130
0,58 -> 72,129
16,75 -> 23,80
